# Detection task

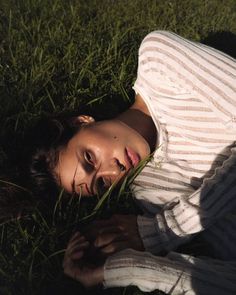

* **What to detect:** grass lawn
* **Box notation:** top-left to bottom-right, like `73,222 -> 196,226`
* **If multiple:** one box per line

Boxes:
0,0 -> 236,294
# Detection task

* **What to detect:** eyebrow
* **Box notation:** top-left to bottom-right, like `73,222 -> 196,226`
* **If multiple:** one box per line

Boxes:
71,151 -> 95,195
71,158 -> 80,194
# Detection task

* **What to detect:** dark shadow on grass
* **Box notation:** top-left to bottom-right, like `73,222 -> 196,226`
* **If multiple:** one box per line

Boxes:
92,89 -> 135,121
201,31 -> 236,58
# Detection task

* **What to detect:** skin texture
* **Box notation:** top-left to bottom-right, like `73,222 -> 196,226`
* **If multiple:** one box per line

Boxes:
85,214 -> 144,255
55,94 -> 156,197
63,232 -> 104,288
63,215 -> 145,287
62,94 -> 157,287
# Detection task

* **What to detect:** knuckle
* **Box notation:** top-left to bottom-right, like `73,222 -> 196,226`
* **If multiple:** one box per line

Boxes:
94,236 -> 103,247
103,244 -> 114,254
108,244 -> 115,253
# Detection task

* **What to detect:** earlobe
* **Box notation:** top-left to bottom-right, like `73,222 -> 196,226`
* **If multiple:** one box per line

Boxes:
72,115 -> 95,126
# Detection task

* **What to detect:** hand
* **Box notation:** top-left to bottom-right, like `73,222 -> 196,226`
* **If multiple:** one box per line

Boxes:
63,232 -> 104,288
85,214 -> 144,256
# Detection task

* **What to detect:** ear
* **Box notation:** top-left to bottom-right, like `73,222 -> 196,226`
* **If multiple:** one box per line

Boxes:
70,115 -> 95,127
77,115 -> 95,124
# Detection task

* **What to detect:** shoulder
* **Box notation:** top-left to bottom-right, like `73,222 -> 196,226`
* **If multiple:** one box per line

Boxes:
139,31 -> 185,52
141,30 -> 178,42
137,31 -> 191,66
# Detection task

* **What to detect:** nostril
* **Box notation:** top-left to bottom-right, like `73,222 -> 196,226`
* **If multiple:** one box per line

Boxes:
97,176 -> 107,194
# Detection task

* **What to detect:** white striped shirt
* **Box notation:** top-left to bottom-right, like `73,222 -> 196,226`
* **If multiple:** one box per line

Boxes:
104,31 -> 236,294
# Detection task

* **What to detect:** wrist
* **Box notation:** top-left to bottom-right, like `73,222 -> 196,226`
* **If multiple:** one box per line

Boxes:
93,265 -> 104,286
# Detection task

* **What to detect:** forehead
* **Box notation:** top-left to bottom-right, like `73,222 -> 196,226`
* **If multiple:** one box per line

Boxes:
57,147 -> 93,195
54,125 -> 107,195
73,120 -> 124,143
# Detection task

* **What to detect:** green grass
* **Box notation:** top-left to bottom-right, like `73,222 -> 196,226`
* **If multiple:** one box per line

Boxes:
0,0 -> 236,294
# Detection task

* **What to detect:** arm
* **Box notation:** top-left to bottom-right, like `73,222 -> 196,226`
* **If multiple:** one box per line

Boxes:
63,234 -> 236,294
104,249 -> 236,294
81,145 -> 236,256
134,30 -> 236,129
138,145 -> 236,254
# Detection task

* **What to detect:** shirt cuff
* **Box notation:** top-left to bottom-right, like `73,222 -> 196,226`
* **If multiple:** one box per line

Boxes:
137,215 -> 168,254
103,249 -> 192,293
137,215 -> 190,254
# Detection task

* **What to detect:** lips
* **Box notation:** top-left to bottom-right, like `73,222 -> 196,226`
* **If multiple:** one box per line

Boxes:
125,147 -> 140,168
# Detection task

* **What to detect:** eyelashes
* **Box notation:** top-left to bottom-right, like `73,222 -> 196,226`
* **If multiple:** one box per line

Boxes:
116,159 -> 126,171
82,150 -> 124,195
84,151 -> 107,195
84,151 -> 94,166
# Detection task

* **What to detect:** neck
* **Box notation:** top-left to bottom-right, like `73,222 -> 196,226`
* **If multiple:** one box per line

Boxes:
116,94 -> 157,152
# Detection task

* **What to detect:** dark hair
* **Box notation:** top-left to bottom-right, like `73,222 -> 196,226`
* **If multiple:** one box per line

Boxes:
21,113 -> 84,204
0,112 -> 86,220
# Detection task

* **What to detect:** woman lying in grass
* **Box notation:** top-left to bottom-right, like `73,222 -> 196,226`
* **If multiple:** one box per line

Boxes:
30,31 -> 236,294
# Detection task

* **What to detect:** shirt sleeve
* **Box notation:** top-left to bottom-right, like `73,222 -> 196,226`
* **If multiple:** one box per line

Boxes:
104,249 -> 236,294
137,145 -> 236,254
134,30 -> 236,129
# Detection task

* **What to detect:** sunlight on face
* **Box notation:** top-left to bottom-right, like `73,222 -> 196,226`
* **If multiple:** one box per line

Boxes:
54,118 -> 150,196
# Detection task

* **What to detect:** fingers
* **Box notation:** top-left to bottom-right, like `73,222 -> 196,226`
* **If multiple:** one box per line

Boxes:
69,231 -> 81,243
68,233 -> 86,249
94,226 -> 124,248
65,232 -> 90,261
100,240 -> 129,255
85,219 -> 119,240
67,233 -> 83,250
70,240 -> 89,258
63,231 -> 105,288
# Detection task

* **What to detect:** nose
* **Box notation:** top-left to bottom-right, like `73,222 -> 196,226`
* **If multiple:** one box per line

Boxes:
95,158 -> 125,187
97,161 -> 120,181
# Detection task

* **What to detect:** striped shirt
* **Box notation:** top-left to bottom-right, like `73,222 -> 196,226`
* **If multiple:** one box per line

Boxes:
104,31 -> 236,294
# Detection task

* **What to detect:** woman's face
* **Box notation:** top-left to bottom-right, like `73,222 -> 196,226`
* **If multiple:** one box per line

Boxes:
54,118 -> 150,196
